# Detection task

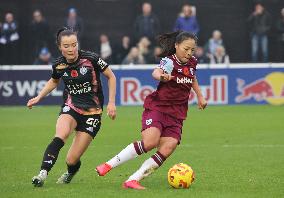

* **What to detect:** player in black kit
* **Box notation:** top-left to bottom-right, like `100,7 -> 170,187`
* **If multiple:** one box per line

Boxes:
27,28 -> 117,187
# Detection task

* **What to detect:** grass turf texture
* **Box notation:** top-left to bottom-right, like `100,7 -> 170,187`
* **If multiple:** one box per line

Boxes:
0,105 -> 283,198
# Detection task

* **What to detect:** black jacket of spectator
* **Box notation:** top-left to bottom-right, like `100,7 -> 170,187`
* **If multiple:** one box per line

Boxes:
247,11 -> 271,35
30,19 -> 51,62
134,14 -> 160,42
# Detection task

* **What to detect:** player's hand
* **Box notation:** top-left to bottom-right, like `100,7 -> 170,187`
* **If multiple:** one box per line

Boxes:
107,102 -> 116,120
160,73 -> 174,82
197,96 -> 207,110
27,96 -> 40,109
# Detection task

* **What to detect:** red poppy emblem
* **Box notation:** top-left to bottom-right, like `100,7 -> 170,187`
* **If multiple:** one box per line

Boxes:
71,70 -> 78,78
183,67 -> 190,76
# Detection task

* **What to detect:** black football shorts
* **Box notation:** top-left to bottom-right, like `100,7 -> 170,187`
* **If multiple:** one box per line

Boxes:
59,105 -> 101,138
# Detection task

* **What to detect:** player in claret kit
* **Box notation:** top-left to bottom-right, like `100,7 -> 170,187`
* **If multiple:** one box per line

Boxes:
27,27 -> 117,187
96,31 -> 207,190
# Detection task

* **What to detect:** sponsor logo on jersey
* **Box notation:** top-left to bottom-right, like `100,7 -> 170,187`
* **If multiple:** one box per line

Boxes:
63,72 -> 68,77
63,106 -> 70,112
71,70 -> 78,78
97,58 -> 108,70
176,77 -> 193,84
80,67 -> 88,75
56,63 -> 68,70
67,82 -> 92,95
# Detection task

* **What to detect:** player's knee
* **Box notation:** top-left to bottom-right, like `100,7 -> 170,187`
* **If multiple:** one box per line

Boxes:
159,143 -> 177,158
55,128 -> 71,142
143,140 -> 158,152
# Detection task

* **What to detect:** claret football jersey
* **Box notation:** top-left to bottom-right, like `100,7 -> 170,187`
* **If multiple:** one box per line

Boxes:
144,54 -> 198,120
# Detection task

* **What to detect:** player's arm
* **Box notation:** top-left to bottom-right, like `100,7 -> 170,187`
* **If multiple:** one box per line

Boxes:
152,68 -> 173,82
152,57 -> 174,82
27,78 -> 60,109
102,67 -> 116,120
192,76 -> 207,110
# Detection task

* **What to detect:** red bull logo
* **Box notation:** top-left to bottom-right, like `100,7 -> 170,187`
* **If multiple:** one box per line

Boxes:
235,72 -> 284,105
121,77 -> 155,105
121,76 -> 228,105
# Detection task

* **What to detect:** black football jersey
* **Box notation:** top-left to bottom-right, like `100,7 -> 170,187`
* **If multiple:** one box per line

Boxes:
51,50 -> 108,111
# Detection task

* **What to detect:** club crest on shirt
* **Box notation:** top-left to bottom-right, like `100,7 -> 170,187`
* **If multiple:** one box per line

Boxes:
63,106 -> 70,112
80,67 -> 88,75
56,63 -> 68,70
146,119 -> 152,125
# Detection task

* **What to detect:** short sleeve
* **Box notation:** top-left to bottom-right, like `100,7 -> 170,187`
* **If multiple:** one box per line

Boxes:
51,65 -> 62,79
93,56 -> 109,72
158,57 -> 174,74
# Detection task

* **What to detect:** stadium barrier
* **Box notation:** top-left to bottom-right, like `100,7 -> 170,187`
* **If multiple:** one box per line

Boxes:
0,64 -> 284,106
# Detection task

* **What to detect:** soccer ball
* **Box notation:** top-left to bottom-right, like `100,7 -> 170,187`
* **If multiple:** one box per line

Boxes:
167,163 -> 195,188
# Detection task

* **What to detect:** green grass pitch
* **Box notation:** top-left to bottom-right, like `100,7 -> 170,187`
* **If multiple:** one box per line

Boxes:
0,105 -> 283,198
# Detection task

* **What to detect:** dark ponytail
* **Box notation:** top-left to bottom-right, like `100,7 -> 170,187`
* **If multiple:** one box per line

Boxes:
157,31 -> 198,57
56,27 -> 77,46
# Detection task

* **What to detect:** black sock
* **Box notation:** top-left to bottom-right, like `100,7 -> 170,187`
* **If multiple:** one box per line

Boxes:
40,137 -> 64,172
67,160 -> 81,174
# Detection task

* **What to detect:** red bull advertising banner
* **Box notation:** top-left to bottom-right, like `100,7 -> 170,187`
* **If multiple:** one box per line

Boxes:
0,65 -> 284,106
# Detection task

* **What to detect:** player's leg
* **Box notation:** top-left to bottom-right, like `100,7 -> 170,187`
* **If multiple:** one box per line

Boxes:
57,132 -> 92,184
32,113 -> 76,187
58,113 -> 101,183
96,127 -> 161,176
96,109 -> 162,176
123,137 -> 178,190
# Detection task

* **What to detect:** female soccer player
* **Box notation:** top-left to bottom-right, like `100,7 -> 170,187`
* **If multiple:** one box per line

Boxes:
96,31 -> 207,189
27,27 -> 117,187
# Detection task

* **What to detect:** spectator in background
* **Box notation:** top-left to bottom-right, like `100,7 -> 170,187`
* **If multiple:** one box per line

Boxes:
30,10 -> 51,64
33,47 -> 53,65
122,46 -> 145,65
99,34 -> 113,64
194,46 -> 209,64
65,8 -> 84,41
134,2 -> 161,43
137,36 -> 152,63
115,35 -> 132,64
204,30 -> 224,58
0,12 -> 19,65
209,46 -> 230,66
147,46 -> 162,64
173,4 -> 200,35
0,21 -> 2,63
276,8 -> 284,62
247,3 -> 271,63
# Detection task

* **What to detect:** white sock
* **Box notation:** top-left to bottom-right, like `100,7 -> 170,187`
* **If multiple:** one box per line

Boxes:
107,142 -> 143,168
127,158 -> 159,182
